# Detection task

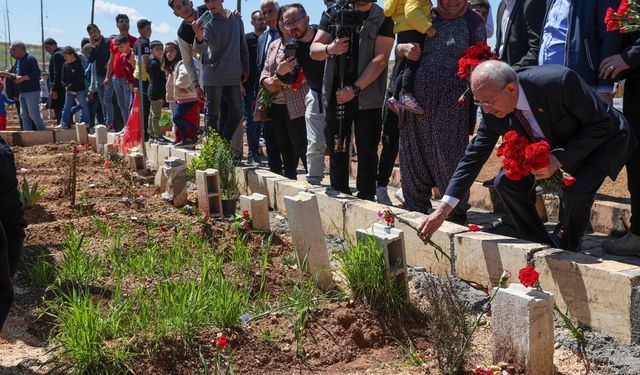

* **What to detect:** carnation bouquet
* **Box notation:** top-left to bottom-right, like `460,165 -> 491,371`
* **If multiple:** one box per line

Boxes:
497,130 -> 575,189
457,41 -> 497,104
605,0 -> 640,33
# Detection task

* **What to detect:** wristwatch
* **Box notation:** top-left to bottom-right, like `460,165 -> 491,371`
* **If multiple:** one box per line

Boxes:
350,84 -> 361,96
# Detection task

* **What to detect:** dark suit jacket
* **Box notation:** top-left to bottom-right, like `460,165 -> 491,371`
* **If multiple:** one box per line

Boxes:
444,65 -> 638,200
255,29 -> 280,94
495,0 -> 546,67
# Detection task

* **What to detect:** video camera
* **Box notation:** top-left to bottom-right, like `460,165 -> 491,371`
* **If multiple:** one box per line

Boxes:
323,0 -> 374,36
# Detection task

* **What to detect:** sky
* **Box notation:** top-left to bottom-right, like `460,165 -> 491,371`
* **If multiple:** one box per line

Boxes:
4,0 -> 499,48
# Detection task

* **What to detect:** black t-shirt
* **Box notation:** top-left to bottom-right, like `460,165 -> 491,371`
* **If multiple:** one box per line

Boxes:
293,26 -> 325,91
318,9 -> 394,90
177,5 -> 207,45
133,36 -> 150,56
88,36 -> 111,78
244,31 -> 259,90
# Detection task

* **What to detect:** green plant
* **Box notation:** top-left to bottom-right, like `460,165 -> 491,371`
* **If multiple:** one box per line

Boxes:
46,287 -> 132,374
335,237 -> 409,316
159,111 -> 173,127
229,234 -> 251,276
57,228 -> 101,285
394,338 -> 424,366
19,175 -> 45,209
28,256 -> 56,287
217,145 -> 240,200
185,132 -> 228,181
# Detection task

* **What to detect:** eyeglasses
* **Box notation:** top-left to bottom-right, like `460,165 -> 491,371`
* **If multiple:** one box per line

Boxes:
283,15 -> 305,30
473,84 -> 508,109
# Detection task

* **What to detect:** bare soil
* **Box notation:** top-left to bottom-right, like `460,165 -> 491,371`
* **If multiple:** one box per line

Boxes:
0,143 -> 609,375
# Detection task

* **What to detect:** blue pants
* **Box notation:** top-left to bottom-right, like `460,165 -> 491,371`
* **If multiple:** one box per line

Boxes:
96,75 -> 114,126
243,89 -> 261,157
112,76 -> 132,127
62,90 -> 89,126
19,91 -> 46,131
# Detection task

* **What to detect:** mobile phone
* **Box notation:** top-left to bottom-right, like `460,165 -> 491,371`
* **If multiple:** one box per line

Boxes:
197,10 -> 214,28
284,42 -> 297,59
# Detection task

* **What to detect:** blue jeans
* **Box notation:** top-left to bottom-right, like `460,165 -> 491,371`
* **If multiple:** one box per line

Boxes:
96,75 -> 114,126
62,91 -> 89,126
112,76 -> 132,127
173,101 -> 198,140
72,93 -> 99,127
19,91 -> 46,131
243,89 -> 261,157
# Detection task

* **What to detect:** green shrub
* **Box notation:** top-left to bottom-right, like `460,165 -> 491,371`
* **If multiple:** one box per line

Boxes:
185,132 -> 228,180
19,176 -> 45,209
27,256 -> 56,287
57,227 -> 101,285
335,237 -> 408,316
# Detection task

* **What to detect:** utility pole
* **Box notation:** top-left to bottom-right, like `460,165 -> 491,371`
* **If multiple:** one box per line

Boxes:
5,0 -> 10,44
91,0 -> 95,24
237,0 -> 241,13
40,0 -> 45,71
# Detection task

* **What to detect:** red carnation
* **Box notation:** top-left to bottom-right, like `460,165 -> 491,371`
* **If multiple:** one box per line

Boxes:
159,225 -> 168,233
217,335 -> 228,349
563,175 -> 576,186
518,264 -> 540,288
458,97 -> 465,104
203,213 -> 211,222
468,224 -> 481,232
242,210 -> 250,219
617,0 -> 630,17
73,146 -> 80,154
524,140 -> 551,170
83,143 -> 90,150
104,160 -> 112,168
605,6 -> 615,23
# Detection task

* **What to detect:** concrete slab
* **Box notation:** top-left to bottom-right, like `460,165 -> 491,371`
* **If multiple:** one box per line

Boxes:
274,179 -> 310,214
492,284 -> 555,375
395,211 -> 465,277
533,249 -> 640,344
54,128 -> 77,143
454,232 -> 549,290
314,189 -> 357,237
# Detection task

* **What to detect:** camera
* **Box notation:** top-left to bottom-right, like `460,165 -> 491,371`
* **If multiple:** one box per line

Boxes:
324,0 -> 375,33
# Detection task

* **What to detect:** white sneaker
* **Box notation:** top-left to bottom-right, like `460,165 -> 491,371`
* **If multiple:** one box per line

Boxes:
394,188 -> 405,204
376,186 -> 392,205
54,124 -> 68,129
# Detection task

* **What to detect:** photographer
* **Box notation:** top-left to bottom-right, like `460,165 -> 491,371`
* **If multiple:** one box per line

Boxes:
276,4 -> 327,185
310,0 -> 394,201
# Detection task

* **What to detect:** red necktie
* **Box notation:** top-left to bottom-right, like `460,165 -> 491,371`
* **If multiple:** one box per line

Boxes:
513,109 -> 536,141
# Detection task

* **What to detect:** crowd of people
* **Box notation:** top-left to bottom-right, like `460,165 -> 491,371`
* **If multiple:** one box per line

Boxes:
1,2 -> 640,334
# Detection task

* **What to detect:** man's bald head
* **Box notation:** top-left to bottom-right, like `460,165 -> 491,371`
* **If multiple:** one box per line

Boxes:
470,60 -> 520,118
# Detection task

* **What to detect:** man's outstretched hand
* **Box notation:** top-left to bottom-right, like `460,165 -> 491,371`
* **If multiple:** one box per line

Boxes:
417,204 -> 451,243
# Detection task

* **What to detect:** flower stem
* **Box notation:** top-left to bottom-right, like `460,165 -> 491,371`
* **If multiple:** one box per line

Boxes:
390,211 -> 451,262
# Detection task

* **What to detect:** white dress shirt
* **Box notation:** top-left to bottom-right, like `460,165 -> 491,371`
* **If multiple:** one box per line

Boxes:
499,0 -> 518,58
441,84 -> 544,209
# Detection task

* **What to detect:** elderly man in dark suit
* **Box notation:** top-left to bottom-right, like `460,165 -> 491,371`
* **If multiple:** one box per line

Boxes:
495,0 -> 546,67
418,60 -> 637,252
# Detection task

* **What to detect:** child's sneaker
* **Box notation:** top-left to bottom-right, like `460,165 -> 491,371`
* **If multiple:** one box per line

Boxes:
397,94 -> 425,115
386,97 -> 400,115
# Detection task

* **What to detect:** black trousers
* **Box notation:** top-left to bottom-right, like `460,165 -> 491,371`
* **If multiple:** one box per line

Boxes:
0,222 -> 25,333
377,106 -> 399,187
325,106 -> 382,200
494,160 -> 608,251
270,104 -> 308,179
624,77 -> 640,235
391,30 -> 423,99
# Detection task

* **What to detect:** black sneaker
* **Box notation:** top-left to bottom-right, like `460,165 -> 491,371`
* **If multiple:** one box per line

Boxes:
155,137 -> 169,145
175,138 -> 196,148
